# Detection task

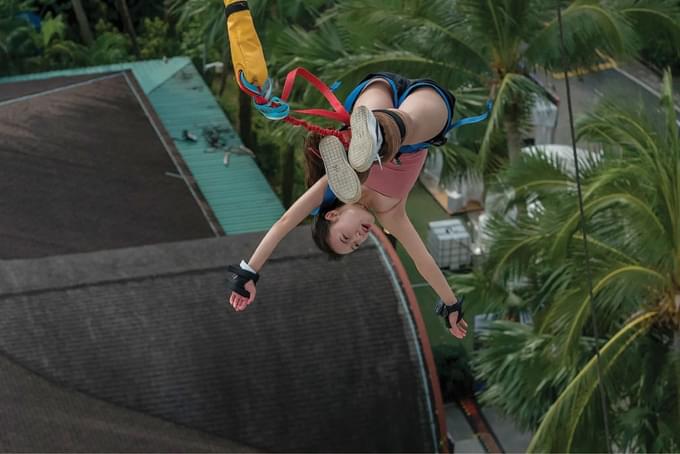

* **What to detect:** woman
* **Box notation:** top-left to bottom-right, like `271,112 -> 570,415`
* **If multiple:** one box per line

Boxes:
226,72 -> 468,339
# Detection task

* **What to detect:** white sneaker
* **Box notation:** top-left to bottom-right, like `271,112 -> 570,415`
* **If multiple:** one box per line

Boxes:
319,135 -> 362,204
348,105 -> 383,173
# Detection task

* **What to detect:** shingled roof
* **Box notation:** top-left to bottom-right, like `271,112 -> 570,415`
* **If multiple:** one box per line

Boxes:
0,228 -> 444,452
0,71 -> 217,259
0,58 -> 284,240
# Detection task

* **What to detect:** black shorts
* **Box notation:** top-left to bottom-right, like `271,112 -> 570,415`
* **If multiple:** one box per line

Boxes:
343,72 -> 456,147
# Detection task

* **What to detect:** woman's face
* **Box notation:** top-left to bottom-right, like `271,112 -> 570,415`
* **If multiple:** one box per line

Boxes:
324,204 -> 375,255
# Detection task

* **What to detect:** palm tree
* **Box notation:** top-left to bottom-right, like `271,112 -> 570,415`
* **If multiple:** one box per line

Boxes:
456,71 -> 680,452
278,0 -> 680,172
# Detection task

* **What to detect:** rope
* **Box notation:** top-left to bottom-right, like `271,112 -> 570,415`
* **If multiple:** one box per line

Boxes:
555,2 -> 612,451
283,116 -> 350,148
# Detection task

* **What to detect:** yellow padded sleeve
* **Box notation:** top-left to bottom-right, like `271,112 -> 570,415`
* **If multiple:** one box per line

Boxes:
224,0 -> 268,88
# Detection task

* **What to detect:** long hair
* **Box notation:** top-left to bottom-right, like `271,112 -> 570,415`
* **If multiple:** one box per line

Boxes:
304,132 -> 344,260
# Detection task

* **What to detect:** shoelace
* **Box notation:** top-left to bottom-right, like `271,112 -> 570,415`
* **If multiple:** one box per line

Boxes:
372,116 -> 384,170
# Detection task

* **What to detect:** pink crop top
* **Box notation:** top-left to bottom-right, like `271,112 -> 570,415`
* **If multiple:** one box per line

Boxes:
363,149 -> 427,200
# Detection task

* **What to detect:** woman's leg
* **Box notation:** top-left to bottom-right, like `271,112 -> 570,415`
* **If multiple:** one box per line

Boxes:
393,87 -> 448,145
353,79 -> 395,110
353,82 -> 449,145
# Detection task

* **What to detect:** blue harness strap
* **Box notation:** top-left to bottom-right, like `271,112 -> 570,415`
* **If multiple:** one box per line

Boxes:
239,72 -> 290,120
450,99 -> 494,129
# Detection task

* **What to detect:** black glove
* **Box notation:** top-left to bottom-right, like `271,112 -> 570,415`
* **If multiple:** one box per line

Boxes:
435,297 -> 464,329
225,264 -> 259,298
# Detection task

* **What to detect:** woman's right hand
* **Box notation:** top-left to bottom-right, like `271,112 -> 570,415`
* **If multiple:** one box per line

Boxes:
229,280 -> 256,311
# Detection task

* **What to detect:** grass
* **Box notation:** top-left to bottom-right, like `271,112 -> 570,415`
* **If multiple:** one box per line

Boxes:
399,181 -> 483,354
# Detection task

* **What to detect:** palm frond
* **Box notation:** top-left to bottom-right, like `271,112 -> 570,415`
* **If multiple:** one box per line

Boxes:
473,320 -> 574,431
477,73 -> 543,172
618,0 -> 680,56
559,265 -> 665,359
660,69 -> 679,145
550,192 -> 667,259
449,269 -> 512,314
337,0 -> 489,76
498,149 -> 574,201
526,0 -> 639,72
528,311 -> 658,452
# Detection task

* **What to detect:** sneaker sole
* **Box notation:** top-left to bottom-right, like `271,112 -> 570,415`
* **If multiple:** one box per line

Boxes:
348,105 -> 379,173
319,136 -> 362,204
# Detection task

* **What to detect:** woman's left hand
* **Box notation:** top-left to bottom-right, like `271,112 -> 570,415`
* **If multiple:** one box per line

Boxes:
229,280 -> 256,311
448,315 -> 468,339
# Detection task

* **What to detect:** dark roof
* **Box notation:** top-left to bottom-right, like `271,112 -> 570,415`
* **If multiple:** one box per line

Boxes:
0,228 -> 441,452
0,354 -> 256,452
0,71 -> 215,259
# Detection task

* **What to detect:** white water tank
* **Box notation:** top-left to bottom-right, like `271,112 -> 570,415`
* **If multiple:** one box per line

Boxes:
427,218 -> 472,270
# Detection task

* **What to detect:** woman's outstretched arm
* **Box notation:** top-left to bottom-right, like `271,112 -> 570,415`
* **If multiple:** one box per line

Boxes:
229,175 -> 328,310
376,200 -> 468,339
248,175 -> 328,270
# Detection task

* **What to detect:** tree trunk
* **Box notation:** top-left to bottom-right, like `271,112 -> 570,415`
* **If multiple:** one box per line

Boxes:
71,0 -> 94,46
114,0 -> 139,56
504,103 -> 523,163
239,90 -> 254,149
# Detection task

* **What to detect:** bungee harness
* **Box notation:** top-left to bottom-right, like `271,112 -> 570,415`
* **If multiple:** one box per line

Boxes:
224,0 -> 492,154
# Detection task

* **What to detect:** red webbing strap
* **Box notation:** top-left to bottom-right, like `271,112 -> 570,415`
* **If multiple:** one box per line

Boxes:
281,67 -> 350,125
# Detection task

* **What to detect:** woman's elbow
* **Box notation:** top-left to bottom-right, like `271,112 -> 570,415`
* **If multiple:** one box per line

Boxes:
276,212 -> 299,232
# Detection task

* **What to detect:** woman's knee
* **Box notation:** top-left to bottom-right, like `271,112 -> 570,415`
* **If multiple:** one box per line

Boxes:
354,79 -> 395,110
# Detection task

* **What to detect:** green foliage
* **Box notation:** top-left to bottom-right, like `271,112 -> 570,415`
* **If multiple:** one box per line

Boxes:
462,72 -> 680,452
88,19 -> 131,65
0,0 -> 41,74
432,343 -> 473,401
168,0 -> 224,68
138,17 -> 178,60
473,321 -> 575,431
0,0 -> 135,75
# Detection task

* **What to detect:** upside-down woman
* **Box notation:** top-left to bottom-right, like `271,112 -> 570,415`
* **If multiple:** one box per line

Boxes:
227,72 -> 468,338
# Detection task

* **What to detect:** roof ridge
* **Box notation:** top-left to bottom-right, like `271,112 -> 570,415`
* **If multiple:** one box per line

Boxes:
0,229 -> 359,297
0,72 -> 123,108
0,57 -> 191,94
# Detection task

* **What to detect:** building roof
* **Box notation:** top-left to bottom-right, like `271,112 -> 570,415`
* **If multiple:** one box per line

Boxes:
0,228 -> 443,452
0,70 -> 215,259
0,354 -> 256,452
0,58 -> 284,236
0,58 -> 448,452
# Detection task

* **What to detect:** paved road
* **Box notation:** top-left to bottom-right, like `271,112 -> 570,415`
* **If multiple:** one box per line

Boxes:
534,61 -> 680,147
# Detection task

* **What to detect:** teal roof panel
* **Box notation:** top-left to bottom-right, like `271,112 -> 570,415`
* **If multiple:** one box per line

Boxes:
149,64 -> 284,233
